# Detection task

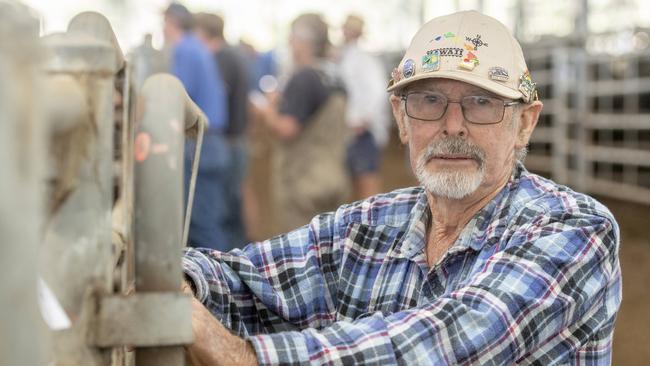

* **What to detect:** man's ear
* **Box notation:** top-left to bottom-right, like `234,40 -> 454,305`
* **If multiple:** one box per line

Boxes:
514,101 -> 543,149
390,94 -> 409,144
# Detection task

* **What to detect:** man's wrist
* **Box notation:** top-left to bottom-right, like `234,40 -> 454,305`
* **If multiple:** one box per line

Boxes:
186,297 -> 259,366
183,274 -> 197,297
182,254 -> 210,302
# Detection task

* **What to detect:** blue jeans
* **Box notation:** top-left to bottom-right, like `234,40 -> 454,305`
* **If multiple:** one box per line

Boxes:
184,133 -> 231,250
223,136 -> 249,248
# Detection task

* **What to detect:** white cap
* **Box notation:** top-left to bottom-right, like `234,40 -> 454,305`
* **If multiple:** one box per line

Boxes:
387,10 -> 537,103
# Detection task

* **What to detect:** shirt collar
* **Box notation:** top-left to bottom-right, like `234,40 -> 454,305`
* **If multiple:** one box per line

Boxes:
388,163 -> 526,260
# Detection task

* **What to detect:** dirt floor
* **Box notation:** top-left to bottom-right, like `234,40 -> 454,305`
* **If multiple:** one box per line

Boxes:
606,198 -> 650,364
248,131 -> 650,364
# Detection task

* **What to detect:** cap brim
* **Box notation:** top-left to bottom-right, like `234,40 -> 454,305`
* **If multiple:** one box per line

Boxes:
386,69 -> 521,101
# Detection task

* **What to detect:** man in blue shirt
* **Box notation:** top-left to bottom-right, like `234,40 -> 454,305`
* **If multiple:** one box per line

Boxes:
164,3 -> 230,249
181,11 -> 621,365
194,12 -> 253,249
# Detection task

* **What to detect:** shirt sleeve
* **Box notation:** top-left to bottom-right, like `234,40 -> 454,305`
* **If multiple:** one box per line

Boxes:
217,49 -> 250,135
207,59 -> 228,130
172,46 -> 198,98
279,69 -> 330,126
182,211 -> 343,337
341,49 -> 387,127
171,41 -> 227,131
246,210 -> 621,365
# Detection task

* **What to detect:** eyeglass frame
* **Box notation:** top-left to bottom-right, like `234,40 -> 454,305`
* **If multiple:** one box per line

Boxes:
399,91 -> 521,125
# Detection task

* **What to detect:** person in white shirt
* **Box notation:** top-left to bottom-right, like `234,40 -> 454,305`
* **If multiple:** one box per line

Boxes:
338,14 -> 391,200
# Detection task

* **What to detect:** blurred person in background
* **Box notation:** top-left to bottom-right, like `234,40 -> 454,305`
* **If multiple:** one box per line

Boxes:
338,14 -> 391,200
256,13 -> 349,233
130,33 -> 168,90
181,11 -> 621,365
239,39 -> 278,93
238,39 -> 278,241
163,3 -> 231,250
194,12 -> 251,248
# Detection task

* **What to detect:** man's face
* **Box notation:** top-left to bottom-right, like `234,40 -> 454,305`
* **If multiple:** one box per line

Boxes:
288,31 -> 306,59
163,15 -> 179,45
342,27 -> 358,43
390,78 -> 541,200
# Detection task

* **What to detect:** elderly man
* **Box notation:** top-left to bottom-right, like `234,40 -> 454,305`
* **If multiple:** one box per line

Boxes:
182,11 -> 621,365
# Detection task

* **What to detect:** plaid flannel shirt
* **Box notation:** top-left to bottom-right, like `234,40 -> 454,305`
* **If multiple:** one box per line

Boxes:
183,163 -> 621,365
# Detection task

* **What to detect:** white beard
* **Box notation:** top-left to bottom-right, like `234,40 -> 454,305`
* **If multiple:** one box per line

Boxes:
414,137 -> 486,200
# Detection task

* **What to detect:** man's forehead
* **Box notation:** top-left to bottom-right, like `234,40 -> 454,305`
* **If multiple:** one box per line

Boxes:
405,79 -> 496,96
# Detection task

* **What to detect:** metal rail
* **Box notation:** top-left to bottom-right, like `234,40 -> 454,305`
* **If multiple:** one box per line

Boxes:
39,12 -> 120,365
132,73 -> 206,365
33,11 -> 206,366
0,2 -> 44,366
525,42 -> 650,205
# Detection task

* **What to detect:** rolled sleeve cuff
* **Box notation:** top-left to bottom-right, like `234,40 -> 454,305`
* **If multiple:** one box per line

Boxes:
182,251 -> 210,303
247,332 -> 310,365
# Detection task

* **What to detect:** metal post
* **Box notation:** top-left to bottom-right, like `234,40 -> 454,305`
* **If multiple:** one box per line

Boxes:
552,48 -> 570,184
0,2 -> 45,365
39,13 -> 120,365
574,0 -> 590,192
513,0 -> 526,41
134,74 -> 205,366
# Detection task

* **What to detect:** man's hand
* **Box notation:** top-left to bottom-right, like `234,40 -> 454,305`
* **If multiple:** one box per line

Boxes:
185,297 -> 258,366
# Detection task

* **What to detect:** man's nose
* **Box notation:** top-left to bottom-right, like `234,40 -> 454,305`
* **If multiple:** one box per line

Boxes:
441,102 -> 468,137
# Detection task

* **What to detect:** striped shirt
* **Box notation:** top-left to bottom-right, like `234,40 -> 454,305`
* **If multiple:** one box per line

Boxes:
183,163 -> 622,365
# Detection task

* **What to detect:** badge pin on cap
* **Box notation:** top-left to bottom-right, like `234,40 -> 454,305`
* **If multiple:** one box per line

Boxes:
422,50 -> 440,72
489,66 -> 509,82
403,59 -> 416,78
459,52 -> 479,71
391,67 -> 402,83
518,71 -> 537,102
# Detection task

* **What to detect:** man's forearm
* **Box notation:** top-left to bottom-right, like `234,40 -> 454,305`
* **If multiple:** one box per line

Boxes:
186,297 -> 258,366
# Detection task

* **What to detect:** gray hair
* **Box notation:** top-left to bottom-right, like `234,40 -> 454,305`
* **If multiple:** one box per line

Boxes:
291,13 -> 330,58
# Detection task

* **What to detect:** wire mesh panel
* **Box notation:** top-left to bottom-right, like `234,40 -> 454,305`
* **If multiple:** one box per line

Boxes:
524,35 -> 650,204
583,50 -> 650,203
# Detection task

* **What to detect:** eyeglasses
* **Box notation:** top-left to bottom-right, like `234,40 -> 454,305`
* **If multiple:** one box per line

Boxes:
400,92 -> 520,125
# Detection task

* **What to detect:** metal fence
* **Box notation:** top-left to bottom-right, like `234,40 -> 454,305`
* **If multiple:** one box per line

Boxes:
1,3 -> 207,365
0,2 -> 45,365
525,36 -> 650,205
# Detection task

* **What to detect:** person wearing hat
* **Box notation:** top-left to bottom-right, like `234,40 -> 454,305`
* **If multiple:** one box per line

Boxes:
338,14 -> 391,200
182,11 -> 621,365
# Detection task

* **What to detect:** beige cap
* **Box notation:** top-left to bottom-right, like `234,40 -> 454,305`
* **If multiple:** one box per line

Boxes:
386,10 -> 537,103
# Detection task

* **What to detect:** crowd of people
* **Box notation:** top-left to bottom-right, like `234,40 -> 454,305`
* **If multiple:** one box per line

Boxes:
155,3 -> 391,250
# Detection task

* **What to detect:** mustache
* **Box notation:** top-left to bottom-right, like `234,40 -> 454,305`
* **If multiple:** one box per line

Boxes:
420,136 -> 486,166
